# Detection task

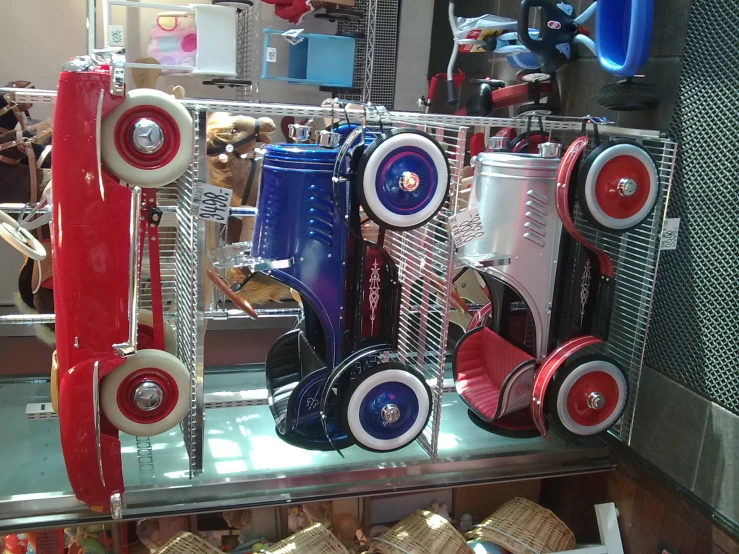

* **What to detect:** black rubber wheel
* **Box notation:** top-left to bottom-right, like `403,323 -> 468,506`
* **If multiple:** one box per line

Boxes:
315,8 -> 364,22
598,80 -> 659,111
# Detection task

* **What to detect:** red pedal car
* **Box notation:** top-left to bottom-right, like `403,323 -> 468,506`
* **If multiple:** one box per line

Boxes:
50,52 -> 193,513
453,134 -> 659,439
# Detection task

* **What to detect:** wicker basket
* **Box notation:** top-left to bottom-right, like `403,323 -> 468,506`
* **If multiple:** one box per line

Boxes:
264,523 -> 349,554
465,497 -> 575,554
155,532 -> 222,554
367,510 -> 470,554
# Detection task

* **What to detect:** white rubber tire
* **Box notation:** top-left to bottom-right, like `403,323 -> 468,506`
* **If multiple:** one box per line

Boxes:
138,308 -> 177,356
555,359 -> 627,436
361,132 -> 448,229
100,349 -> 190,436
101,88 -> 193,188
345,368 -> 430,451
0,210 -> 46,260
583,143 -> 658,230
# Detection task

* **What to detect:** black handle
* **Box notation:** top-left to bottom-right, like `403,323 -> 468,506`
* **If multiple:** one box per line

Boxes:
518,0 -> 577,75
446,79 -> 458,107
470,78 -> 506,89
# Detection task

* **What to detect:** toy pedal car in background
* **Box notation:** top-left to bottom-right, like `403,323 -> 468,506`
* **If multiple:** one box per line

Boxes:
453,129 -> 659,438
209,118 -> 450,452
50,51 -> 193,513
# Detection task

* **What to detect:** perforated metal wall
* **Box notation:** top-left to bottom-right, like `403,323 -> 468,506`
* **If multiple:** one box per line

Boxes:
644,0 -> 739,415
338,0 -> 399,108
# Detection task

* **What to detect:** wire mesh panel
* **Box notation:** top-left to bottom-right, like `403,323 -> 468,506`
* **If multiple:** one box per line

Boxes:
382,122 -> 466,457
235,4 -> 258,102
175,110 -> 207,477
645,0 -> 739,415
337,0 -> 399,107
574,138 -> 677,443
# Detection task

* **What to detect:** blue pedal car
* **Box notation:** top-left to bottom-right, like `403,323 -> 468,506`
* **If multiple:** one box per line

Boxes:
210,120 -> 450,452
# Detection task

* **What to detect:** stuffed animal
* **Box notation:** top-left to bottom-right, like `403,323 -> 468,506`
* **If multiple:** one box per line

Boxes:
430,500 -> 451,521
2,534 -> 36,554
206,113 -> 295,306
223,509 -> 254,544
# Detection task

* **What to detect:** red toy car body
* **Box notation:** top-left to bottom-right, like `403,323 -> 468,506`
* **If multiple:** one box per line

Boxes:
51,53 -> 192,513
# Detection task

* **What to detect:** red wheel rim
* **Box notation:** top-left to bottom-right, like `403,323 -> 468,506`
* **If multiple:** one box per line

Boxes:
113,106 -> 181,170
116,368 -> 179,425
137,325 -> 156,350
566,370 -> 620,428
594,154 -> 652,220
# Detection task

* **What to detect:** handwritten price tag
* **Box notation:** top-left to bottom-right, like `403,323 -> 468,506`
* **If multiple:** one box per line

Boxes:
449,208 -> 487,249
193,183 -> 233,223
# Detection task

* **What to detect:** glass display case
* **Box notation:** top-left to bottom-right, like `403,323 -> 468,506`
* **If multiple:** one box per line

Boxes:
0,87 -> 677,531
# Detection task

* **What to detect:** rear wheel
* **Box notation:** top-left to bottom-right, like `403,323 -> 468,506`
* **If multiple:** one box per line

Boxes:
100,349 -> 190,436
341,363 -> 431,452
137,308 -> 177,355
101,88 -> 193,188
578,140 -> 660,231
545,354 -> 627,436
598,80 -> 659,111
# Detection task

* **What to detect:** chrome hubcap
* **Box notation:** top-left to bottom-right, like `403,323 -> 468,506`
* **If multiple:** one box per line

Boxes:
132,382 -> 164,412
399,171 -> 420,192
132,118 -> 165,154
587,392 -> 606,410
381,404 -> 401,424
617,178 -> 637,197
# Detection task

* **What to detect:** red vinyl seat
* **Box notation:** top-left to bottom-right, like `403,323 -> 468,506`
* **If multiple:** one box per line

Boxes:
454,326 -> 534,421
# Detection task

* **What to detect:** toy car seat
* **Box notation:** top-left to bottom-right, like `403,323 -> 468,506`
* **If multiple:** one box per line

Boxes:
454,326 -> 536,423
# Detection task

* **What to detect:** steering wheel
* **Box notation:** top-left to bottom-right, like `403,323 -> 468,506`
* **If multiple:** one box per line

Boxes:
207,269 -> 258,319
0,210 -> 46,260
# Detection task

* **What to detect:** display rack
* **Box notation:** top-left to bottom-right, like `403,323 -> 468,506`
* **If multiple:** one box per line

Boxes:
0,89 -> 677,531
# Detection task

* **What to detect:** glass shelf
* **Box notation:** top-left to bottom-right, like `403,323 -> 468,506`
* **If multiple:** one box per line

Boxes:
0,370 -> 612,531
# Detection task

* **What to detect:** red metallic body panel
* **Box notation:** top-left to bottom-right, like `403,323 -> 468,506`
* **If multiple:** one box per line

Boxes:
51,68 -> 130,508
530,335 -> 603,439
555,136 -> 615,278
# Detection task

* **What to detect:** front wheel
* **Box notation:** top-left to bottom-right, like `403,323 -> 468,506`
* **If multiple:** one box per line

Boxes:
357,129 -> 449,231
101,88 -> 193,188
341,363 -> 431,452
100,349 -> 190,436
545,354 -> 628,436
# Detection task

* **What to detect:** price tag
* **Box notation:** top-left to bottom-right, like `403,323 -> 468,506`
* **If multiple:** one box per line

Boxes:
659,217 -> 680,251
266,47 -> 277,63
109,25 -> 125,47
193,183 -> 233,223
449,207 -> 487,249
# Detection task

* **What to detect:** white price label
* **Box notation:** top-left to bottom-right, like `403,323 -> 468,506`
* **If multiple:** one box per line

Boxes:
266,47 -> 277,63
108,25 -> 125,47
193,183 -> 233,223
449,208 -> 487,249
659,217 -> 680,251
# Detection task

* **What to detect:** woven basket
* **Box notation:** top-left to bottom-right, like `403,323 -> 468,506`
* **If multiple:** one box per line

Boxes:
465,497 -> 575,554
155,532 -> 222,554
367,510 -> 470,554
264,523 -> 349,554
